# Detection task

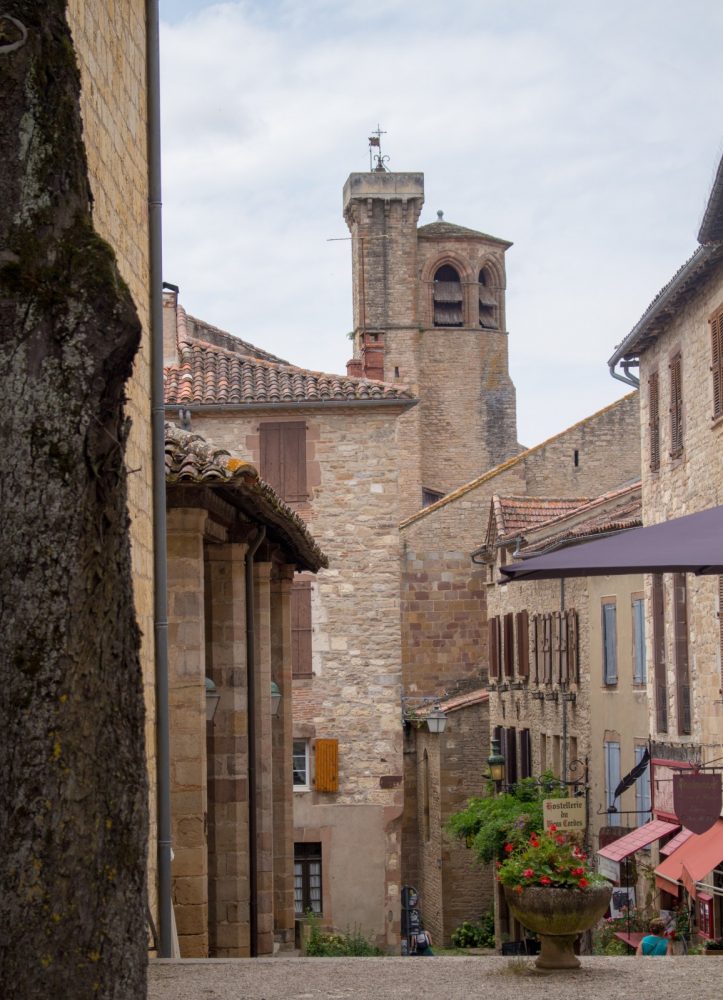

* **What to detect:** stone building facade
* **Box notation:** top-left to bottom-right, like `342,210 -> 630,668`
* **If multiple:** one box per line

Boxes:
402,691 -> 493,947
163,291 -> 416,950
164,425 -> 325,957
609,152 -> 723,934
65,0 -> 156,915
343,172 -> 519,518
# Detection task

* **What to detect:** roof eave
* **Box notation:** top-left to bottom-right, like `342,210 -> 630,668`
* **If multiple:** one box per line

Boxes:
165,397 -> 418,413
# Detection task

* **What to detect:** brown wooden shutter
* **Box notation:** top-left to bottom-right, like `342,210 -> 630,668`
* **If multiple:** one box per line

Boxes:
259,421 -> 307,502
291,580 -> 313,678
315,738 -> 339,792
488,616 -> 500,680
673,573 -> 691,735
515,611 -> 529,678
543,614 -> 552,683
531,615 -> 540,684
648,371 -> 660,472
669,354 -> 683,458
712,310 -> 723,420
520,729 -> 532,780
559,610 -> 568,684
652,574 -> 668,733
566,610 -> 579,683
503,612 -> 515,678
505,727 -> 518,787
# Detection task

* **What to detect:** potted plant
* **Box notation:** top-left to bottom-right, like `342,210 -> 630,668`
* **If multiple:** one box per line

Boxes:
497,824 -> 611,969
703,937 -> 723,955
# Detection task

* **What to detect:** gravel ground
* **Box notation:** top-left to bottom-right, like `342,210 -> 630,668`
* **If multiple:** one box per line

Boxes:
149,956 -> 721,1000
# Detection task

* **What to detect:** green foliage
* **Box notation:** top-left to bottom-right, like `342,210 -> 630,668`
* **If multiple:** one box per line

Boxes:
304,913 -> 382,957
451,911 -> 495,949
704,937 -> 723,950
497,827 -> 606,891
593,905 -> 650,955
446,774 -> 566,865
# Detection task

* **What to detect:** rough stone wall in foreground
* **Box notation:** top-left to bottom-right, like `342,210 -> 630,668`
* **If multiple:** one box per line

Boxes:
66,0 -> 156,915
637,261 -> 723,756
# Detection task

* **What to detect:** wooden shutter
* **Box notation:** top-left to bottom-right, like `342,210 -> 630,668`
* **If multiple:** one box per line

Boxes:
505,727 -> 518,787
673,573 -> 691,735
520,729 -> 532,780
259,421 -> 307,502
543,614 -> 552,683
315,739 -> 339,792
632,596 -> 646,684
712,310 -> 723,420
503,612 -> 515,678
602,602 -> 617,684
291,580 -> 313,678
488,616 -> 500,680
669,354 -> 683,458
531,615 -> 540,684
515,611 -> 529,678
559,610 -> 568,684
566,610 -> 579,683
648,371 -> 660,472
652,574 -> 668,733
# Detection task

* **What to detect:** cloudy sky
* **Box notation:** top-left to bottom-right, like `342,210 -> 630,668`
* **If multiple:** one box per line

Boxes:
160,0 -> 723,447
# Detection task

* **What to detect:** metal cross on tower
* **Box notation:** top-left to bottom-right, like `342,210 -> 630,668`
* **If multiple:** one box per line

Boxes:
368,124 -> 389,172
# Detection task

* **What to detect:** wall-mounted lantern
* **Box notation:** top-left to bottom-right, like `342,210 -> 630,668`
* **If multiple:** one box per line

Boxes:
487,737 -> 506,786
271,680 -> 282,717
426,706 -> 447,735
205,677 -> 221,722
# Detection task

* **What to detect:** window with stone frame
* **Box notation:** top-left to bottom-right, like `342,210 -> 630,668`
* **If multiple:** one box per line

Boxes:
711,305 -> 723,421
432,264 -> 464,327
422,487 -> 445,507
293,739 -> 310,789
294,843 -> 322,915
669,352 -> 684,459
478,267 -> 498,329
259,421 -> 308,503
648,370 -> 660,472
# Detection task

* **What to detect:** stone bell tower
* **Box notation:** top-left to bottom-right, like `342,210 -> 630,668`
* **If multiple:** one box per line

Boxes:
343,166 -> 519,519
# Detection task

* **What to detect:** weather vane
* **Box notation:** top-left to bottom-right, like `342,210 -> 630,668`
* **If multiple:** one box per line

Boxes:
368,124 -> 389,172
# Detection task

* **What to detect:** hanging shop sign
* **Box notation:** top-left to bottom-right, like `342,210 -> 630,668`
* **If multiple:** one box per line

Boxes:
543,797 -> 585,831
597,855 -> 621,883
673,773 -> 722,834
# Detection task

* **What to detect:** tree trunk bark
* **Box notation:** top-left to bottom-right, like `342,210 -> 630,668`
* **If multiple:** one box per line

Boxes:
0,3 -> 147,997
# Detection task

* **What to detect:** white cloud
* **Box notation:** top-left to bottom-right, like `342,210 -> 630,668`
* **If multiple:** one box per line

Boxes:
160,0 -> 723,446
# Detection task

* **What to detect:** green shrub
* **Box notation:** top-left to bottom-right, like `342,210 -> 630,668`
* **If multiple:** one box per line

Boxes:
451,911 -> 495,949
304,914 -> 382,957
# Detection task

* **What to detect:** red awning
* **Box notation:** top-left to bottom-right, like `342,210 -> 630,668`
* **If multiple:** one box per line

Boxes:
655,819 -> 723,897
660,827 -> 694,856
597,820 -> 679,862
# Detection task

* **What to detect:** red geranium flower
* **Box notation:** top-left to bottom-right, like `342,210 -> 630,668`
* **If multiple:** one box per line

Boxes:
515,885 -> 523,894
522,868 -> 534,879
539,876 -> 551,886
548,824 -> 558,833
504,843 -> 514,854
571,867 -> 584,876
555,835 -> 565,845
578,878 -> 589,888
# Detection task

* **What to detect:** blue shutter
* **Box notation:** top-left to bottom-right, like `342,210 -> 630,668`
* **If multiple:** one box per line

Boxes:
633,598 -> 646,684
605,741 -> 621,827
603,603 -> 618,684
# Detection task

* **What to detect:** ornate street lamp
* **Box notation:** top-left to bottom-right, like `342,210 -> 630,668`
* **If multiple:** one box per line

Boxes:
488,737 -> 506,787
426,706 -> 447,735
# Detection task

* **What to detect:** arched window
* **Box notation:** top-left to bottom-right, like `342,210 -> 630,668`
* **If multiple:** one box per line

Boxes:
478,268 -> 498,329
433,264 -> 463,327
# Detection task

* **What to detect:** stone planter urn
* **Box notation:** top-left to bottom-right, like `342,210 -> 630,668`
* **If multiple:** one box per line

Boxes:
504,883 -> 611,969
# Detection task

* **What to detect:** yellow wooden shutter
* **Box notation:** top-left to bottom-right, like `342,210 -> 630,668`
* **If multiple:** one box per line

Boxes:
315,739 -> 339,792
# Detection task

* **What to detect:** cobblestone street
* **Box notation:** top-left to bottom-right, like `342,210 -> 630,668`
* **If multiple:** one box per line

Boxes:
149,956 -> 720,1000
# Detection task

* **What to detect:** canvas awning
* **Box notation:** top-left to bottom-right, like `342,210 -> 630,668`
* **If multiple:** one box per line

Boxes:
500,504 -> 723,581
654,819 -> 723,898
597,820 -> 680,863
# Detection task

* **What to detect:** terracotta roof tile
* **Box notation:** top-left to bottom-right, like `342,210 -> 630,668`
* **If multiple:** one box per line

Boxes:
522,483 -> 642,554
165,423 -> 327,572
492,495 -> 591,539
165,339 -> 414,406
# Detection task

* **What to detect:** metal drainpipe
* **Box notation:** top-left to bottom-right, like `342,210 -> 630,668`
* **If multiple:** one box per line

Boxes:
146,0 -> 172,958
245,526 -> 266,958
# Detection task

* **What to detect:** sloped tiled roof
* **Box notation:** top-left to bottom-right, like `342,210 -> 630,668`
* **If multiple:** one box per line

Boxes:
184,313 -> 290,364
165,423 -> 327,572
491,495 -> 590,540
521,483 -> 642,555
418,219 -> 512,247
165,339 -> 415,407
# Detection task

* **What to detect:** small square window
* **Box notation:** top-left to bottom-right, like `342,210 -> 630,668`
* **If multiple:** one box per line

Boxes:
293,739 -> 310,789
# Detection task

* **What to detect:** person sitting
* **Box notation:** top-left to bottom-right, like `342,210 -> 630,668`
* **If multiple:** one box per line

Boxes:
412,929 -> 433,956
636,918 -> 672,956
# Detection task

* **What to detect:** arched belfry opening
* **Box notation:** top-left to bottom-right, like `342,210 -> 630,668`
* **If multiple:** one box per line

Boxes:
478,267 -> 498,329
432,264 -> 463,327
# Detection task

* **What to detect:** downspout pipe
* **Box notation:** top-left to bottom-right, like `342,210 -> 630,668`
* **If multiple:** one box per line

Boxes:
147,0 -> 172,958
245,526 -> 266,958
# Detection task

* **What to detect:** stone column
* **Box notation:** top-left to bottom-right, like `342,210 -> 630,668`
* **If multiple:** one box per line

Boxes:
167,507 -> 209,957
205,541 -> 250,957
253,561 -> 275,955
271,565 -> 295,947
